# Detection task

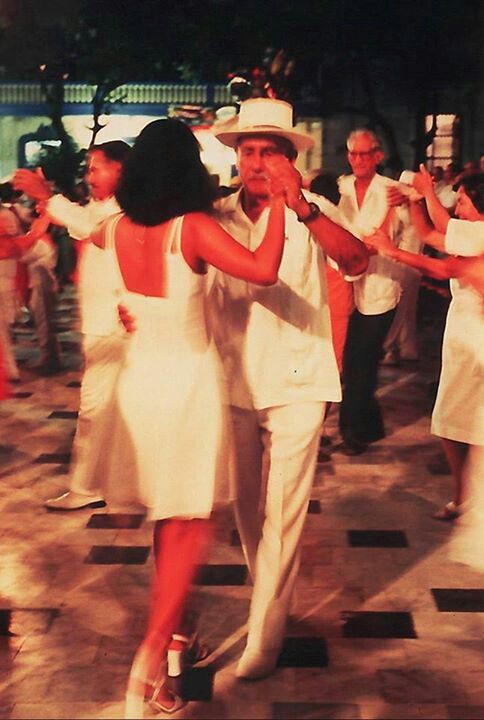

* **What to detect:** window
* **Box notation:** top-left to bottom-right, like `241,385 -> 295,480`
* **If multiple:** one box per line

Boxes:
425,114 -> 460,170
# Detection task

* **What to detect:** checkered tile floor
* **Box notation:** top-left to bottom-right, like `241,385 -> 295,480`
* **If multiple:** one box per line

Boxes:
1,287 -> 483,720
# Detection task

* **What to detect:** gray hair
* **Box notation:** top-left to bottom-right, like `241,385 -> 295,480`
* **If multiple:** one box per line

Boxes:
346,129 -> 382,151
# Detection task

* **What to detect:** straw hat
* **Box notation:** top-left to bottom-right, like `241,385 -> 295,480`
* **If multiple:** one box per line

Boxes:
214,98 -> 314,152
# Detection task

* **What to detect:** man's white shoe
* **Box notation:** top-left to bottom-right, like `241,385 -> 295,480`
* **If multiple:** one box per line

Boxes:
44,490 -> 106,511
235,648 -> 280,681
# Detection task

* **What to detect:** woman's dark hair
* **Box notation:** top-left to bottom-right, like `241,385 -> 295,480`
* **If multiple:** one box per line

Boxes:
456,172 -> 484,213
90,140 -> 131,164
116,119 -> 216,226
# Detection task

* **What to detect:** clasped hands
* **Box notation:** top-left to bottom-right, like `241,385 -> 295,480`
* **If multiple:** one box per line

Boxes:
263,156 -> 303,209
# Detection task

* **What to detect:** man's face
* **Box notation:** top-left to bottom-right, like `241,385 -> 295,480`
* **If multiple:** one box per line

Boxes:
237,136 -> 292,200
85,150 -> 123,201
347,135 -> 383,180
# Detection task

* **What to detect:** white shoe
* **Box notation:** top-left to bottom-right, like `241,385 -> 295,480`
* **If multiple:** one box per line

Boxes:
236,647 -> 280,681
44,490 -> 106,511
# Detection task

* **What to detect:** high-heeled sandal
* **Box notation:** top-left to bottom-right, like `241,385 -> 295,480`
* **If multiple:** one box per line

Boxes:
167,633 -> 210,678
125,673 -> 157,719
149,678 -> 185,714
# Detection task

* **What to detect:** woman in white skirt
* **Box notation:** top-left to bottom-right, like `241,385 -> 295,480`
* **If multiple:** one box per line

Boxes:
364,169 -> 484,522
90,118 -> 297,717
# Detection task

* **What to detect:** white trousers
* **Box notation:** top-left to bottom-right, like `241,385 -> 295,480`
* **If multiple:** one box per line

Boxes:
384,266 -> 421,358
231,401 -> 325,654
69,333 -> 126,496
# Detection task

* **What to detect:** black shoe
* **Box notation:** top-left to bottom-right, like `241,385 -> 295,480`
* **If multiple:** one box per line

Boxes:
338,439 -> 368,456
30,361 -> 63,376
317,448 -> 332,462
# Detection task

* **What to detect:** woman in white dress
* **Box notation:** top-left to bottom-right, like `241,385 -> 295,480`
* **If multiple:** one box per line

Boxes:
365,170 -> 484,522
91,118 -> 294,717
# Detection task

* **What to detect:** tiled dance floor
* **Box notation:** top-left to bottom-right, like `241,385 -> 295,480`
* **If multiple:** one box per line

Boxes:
1,289 -> 483,719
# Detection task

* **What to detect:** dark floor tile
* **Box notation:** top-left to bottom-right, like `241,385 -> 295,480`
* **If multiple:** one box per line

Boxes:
180,666 -> 214,701
34,453 -> 71,464
447,706 -> 484,719
60,341 -> 81,352
66,380 -> 81,388
230,529 -> 241,547
317,448 -> 332,463
12,392 -> 33,399
84,546 -> 150,564
0,608 -> 59,636
195,564 -> 247,585
0,444 -> 16,455
277,637 -> 328,668
347,530 -> 408,548
341,611 -> 417,638
272,703 -> 360,720
47,410 -> 79,419
86,513 -> 145,529
427,460 -> 451,475
308,500 -> 322,514
431,588 -> 484,612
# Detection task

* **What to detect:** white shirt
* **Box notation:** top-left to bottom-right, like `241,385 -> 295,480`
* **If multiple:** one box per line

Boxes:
445,219 -> 484,312
446,219 -> 484,256
338,173 -> 416,315
47,195 -> 121,336
209,189 -> 342,410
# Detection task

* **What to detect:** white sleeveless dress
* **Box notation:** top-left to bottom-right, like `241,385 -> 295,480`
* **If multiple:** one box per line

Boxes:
104,214 -> 231,521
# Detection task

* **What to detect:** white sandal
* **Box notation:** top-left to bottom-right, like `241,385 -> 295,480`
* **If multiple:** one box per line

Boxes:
149,678 -> 185,714
167,633 -> 210,677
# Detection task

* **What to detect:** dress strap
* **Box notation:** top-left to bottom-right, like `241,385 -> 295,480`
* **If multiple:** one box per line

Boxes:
104,213 -> 126,295
104,212 -> 123,251
165,215 -> 184,255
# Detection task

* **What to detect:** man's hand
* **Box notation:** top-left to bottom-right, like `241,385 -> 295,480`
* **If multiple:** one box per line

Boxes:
14,168 -> 53,202
412,163 -> 434,197
265,156 -> 302,209
387,186 -> 408,207
118,303 -> 136,334
27,214 -> 51,240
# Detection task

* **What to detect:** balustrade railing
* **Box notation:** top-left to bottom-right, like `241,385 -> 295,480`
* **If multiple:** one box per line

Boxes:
0,82 -> 232,106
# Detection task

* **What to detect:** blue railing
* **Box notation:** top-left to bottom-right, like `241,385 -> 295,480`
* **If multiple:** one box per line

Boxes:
0,82 -> 232,107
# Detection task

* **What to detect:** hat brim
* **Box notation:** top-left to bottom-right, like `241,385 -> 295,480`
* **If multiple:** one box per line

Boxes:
215,126 -> 315,152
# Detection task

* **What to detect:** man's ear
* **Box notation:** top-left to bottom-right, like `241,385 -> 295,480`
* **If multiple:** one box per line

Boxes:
375,150 -> 385,166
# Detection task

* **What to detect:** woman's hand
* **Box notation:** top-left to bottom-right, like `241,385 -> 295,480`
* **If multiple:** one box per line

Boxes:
413,164 -> 435,197
265,156 -> 302,207
118,303 -> 137,333
363,228 -> 397,258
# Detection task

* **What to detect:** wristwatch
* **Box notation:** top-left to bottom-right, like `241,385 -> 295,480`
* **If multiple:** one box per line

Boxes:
297,201 -> 321,223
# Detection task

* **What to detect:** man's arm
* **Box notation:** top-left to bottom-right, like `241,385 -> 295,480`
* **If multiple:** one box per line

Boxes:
280,168 -> 368,276
14,168 -> 96,239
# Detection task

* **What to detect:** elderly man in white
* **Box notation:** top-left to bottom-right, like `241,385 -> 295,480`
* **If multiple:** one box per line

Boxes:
14,141 -> 130,510
337,129 -> 417,455
211,99 -> 368,679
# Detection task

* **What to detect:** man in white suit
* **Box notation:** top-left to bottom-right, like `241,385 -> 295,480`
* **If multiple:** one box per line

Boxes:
15,141 -> 130,510
212,99 -> 368,679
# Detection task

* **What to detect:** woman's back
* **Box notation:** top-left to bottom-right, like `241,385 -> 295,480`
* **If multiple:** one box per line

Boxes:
103,213 -> 229,521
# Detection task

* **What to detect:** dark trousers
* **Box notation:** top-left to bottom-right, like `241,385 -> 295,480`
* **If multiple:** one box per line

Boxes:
339,307 -> 396,444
